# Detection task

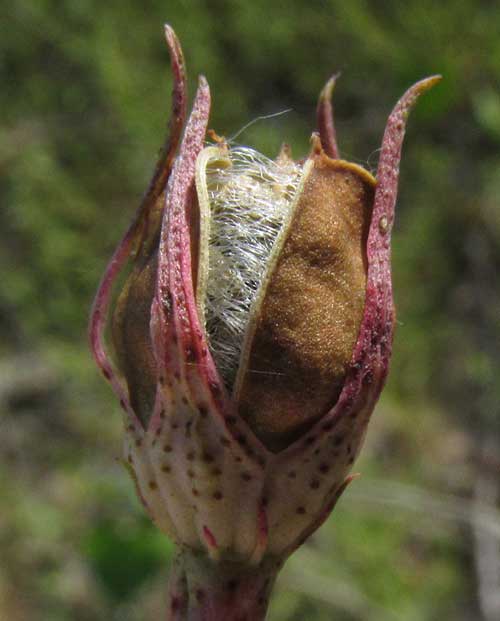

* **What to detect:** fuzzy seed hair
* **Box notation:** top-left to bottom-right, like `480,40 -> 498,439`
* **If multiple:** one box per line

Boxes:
203,146 -> 303,389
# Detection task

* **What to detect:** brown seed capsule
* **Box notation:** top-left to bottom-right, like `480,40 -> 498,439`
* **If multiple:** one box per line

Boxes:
234,151 -> 375,450
112,231 -> 160,426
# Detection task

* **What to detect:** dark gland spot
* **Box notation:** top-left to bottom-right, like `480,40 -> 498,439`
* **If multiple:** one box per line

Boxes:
171,597 -> 181,612
185,345 -> 196,363
227,579 -> 238,592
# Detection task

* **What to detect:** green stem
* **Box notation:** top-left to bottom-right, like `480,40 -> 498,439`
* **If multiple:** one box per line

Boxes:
166,548 -> 281,621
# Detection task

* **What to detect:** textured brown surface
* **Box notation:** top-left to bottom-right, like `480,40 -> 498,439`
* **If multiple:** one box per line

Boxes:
111,198 -> 163,426
111,184 -> 202,427
237,154 -> 375,451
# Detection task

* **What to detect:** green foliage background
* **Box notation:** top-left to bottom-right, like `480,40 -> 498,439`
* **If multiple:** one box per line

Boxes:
2,1 -> 500,619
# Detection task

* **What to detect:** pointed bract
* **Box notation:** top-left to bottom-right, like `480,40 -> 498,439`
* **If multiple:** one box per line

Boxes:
89,26 -> 188,429
317,73 -> 340,158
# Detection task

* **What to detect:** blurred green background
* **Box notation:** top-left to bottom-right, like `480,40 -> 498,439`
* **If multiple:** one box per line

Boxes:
2,1 -> 500,619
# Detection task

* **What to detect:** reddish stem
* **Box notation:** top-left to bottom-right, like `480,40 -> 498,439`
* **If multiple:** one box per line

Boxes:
166,549 -> 280,621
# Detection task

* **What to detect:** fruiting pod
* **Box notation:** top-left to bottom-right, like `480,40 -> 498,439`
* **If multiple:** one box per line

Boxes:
90,25 -> 440,577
